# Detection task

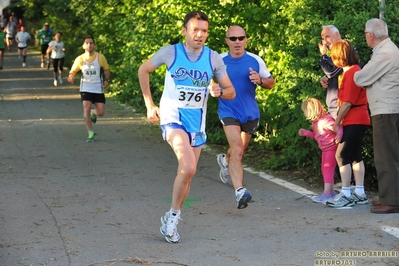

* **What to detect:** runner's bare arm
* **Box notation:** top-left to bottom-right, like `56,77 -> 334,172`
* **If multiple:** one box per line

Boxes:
215,75 -> 235,100
138,58 -> 160,123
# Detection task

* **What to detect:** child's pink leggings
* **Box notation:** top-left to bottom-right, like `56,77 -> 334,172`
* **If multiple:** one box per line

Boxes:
321,149 -> 337,184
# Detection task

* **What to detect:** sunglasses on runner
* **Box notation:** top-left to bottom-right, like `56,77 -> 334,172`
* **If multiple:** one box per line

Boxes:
227,36 -> 246,41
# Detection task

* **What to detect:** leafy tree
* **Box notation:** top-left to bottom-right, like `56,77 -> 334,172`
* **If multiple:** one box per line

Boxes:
18,0 -> 397,190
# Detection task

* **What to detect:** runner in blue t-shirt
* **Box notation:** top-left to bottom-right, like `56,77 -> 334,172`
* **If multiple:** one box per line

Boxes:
216,26 -> 274,209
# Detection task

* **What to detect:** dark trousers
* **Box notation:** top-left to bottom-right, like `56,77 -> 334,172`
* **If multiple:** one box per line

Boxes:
52,58 -> 64,73
372,114 -> 399,205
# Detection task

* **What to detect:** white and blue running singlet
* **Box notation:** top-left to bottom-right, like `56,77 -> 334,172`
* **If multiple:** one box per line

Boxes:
160,43 -> 213,146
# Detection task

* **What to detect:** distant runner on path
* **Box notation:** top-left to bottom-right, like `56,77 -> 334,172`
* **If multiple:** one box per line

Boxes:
67,36 -> 110,143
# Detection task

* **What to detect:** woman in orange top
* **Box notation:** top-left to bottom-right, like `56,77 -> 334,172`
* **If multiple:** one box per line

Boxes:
326,40 -> 370,208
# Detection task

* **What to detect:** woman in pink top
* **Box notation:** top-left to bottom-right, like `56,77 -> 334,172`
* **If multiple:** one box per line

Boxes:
299,98 -> 343,203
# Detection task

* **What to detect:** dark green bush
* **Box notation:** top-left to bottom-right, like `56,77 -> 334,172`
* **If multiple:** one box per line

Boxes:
20,0 -> 397,190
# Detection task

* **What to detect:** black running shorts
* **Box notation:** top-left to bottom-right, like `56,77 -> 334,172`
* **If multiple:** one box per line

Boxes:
80,92 -> 106,104
220,118 -> 259,134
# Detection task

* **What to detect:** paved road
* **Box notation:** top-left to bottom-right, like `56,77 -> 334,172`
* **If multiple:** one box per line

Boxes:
0,49 -> 398,266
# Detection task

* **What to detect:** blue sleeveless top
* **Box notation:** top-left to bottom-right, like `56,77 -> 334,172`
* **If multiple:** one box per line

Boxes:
160,43 -> 213,133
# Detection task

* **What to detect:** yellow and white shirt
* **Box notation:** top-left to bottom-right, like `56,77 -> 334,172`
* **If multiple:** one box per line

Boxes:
70,52 -> 109,93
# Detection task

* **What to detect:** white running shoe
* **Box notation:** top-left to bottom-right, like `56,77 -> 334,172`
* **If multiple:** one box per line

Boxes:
217,153 -> 231,184
236,188 -> 252,209
22,62 -> 26,67
326,193 -> 355,208
53,79 -> 58,87
160,211 -> 181,243
41,62 -> 44,68
352,192 -> 369,205
58,76 -> 63,84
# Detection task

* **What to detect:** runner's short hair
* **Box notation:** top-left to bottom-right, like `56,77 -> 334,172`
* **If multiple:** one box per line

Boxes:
183,11 -> 209,28
83,36 -> 95,44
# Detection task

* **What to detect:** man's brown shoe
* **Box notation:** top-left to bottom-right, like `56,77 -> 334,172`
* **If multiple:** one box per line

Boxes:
371,200 -> 381,206
371,205 -> 399,214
